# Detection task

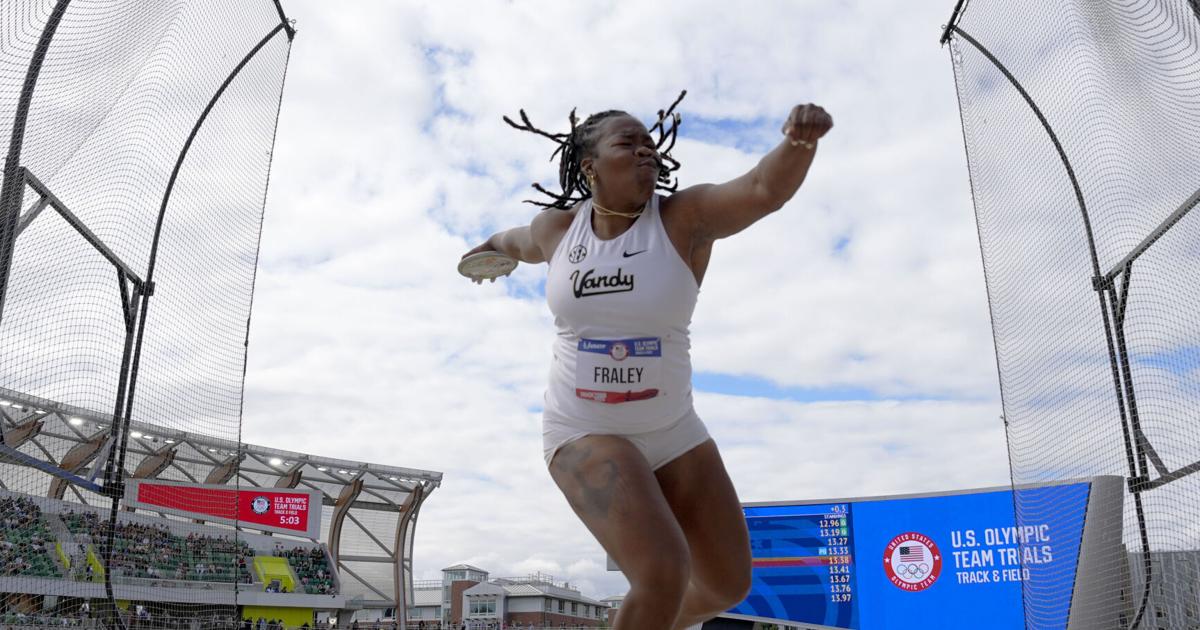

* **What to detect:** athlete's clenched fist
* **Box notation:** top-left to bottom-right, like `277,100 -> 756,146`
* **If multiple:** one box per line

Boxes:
782,103 -> 833,149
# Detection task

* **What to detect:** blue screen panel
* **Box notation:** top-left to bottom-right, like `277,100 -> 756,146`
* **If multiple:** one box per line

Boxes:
732,483 -> 1090,630
732,502 -> 858,627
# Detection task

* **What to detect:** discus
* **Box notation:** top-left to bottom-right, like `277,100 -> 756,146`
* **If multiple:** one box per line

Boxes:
458,251 -> 518,282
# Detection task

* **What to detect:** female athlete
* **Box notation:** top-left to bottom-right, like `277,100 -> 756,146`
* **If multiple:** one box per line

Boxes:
462,95 -> 833,630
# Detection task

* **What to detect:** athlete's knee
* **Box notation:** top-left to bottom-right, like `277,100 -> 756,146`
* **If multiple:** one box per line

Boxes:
698,563 -> 752,613
719,568 -> 753,609
627,543 -> 691,602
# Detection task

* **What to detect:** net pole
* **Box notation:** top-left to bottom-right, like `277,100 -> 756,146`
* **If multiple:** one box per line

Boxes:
96,281 -> 142,630
940,0 -> 968,45
0,0 -> 73,326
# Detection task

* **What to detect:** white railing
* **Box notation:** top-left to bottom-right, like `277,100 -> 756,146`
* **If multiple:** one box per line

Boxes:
0,620 -> 99,630
107,575 -> 245,591
0,618 -> 249,630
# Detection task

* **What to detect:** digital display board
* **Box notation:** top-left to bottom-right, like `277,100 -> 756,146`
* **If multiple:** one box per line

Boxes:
126,479 -> 323,538
737,502 -> 857,627
731,482 -> 1097,630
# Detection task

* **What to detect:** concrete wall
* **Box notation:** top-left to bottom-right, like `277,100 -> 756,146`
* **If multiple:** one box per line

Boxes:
505,597 -> 541,613
506,611 -> 603,627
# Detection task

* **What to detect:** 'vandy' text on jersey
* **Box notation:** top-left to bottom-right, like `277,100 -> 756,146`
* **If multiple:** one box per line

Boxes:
570,268 -> 635,298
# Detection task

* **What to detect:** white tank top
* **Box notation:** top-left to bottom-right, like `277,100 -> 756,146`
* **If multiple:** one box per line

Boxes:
544,194 -> 699,433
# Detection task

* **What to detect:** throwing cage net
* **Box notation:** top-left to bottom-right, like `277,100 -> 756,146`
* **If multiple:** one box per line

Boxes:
944,1 -> 1200,628
0,1 -> 294,628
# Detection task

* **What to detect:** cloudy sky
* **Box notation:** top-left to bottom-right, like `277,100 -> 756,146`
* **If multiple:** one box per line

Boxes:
241,0 -> 1011,599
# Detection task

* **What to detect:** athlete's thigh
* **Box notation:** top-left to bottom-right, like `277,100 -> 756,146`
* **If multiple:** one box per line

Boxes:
549,435 -> 690,575
654,439 -> 751,593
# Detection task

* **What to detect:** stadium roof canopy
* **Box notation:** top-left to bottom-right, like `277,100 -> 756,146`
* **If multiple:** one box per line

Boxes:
0,385 -> 442,612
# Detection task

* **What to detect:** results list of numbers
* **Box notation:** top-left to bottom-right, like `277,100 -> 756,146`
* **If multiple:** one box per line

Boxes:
820,504 -> 853,605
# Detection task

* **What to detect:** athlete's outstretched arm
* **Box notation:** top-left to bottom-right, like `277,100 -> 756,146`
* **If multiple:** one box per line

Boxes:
462,210 -> 561,264
671,103 -> 833,241
469,225 -> 544,263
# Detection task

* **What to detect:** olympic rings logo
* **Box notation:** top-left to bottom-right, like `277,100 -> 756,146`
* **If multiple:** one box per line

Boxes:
895,563 -> 930,578
883,533 -> 943,591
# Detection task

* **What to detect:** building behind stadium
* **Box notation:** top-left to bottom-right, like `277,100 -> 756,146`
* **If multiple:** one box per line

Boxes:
405,565 -> 610,628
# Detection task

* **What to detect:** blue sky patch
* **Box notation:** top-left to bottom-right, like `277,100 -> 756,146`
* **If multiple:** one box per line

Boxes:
833,234 -> 852,256
677,115 -> 778,154
693,371 -> 953,403
505,277 -> 546,301
1135,345 -> 1200,370
420,44 -> 472,131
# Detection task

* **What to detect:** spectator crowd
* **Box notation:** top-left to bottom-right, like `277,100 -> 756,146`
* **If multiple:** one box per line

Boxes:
2,497 -> 339,596
63,511 -> 254,584
274,545 -> 335,595
1,497 -> 60,578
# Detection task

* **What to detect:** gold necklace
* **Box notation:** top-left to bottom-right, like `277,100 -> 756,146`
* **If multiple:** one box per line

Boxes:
591,198 -> 644,219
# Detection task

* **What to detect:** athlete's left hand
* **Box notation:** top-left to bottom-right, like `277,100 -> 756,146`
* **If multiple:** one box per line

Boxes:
781,103 -> 834,149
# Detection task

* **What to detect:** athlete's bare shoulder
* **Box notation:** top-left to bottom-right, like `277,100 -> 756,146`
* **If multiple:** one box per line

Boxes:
659,191 -> 711,286
531,204 -> 580,262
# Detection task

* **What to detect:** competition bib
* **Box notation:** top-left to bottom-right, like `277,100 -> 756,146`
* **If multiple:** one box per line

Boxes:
575,337 -> 662,404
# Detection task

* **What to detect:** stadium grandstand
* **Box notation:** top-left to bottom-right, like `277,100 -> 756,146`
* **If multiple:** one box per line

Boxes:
0,385 -> 442,628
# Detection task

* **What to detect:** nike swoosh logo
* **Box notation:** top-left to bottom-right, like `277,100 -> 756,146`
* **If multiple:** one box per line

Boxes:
622,250 -> 647,258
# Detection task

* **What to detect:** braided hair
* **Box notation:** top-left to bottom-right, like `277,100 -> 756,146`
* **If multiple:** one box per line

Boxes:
503,90 -> 687,210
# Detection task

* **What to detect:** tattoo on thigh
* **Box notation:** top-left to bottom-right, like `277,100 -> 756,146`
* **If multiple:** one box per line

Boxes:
556,443 -> 620,520
576,459 -> 619,518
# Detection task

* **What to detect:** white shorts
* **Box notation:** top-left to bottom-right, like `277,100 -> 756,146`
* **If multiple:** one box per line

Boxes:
543,407 -> 711,471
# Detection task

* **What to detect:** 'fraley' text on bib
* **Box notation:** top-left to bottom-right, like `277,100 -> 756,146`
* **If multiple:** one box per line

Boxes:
575,337 -> 662,404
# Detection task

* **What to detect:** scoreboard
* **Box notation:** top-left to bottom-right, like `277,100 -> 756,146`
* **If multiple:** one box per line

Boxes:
739,502 -> 858,627
126,479 -> 323,539
729,477 -> 1123,630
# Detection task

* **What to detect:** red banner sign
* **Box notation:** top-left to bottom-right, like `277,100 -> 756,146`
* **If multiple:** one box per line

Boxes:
126,480 -> 322,538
